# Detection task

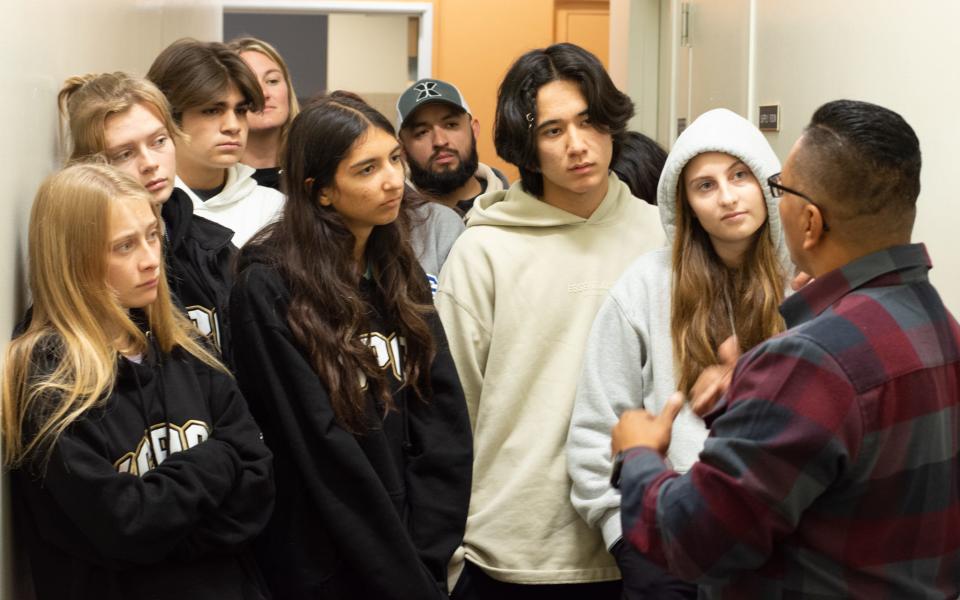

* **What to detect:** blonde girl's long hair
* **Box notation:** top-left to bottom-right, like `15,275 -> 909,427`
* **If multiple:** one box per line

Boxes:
58,72 -> 183,162
670,169 -> 786,396
226,36 -> 301,163
1,164 -> 225,469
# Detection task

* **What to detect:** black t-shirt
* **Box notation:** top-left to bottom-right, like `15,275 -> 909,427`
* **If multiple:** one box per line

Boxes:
455,176 -> 487,216
251,167 -> 281,191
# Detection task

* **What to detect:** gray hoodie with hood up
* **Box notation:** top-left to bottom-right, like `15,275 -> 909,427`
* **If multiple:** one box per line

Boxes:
566,108 -> 791,550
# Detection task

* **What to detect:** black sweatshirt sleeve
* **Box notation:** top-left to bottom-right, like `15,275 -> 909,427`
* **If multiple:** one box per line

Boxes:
38,422 -> 242,565
175,367 -> 275,558
405,315 -> 472,590
229,265 -> 445,599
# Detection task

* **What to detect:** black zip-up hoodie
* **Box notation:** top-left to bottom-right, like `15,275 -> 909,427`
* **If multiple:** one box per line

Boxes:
161,188 -> 237,357
229,246 -> 473,600
12,333 -> 275,600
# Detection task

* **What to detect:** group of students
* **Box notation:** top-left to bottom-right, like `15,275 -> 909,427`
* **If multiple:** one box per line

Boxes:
2,32 -> 957,600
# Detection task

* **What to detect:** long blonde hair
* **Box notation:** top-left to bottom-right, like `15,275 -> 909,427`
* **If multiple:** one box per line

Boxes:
2,164 -> 224,469
670,170 -> 786,396
58,72 -> 182,162
226,36 -> 301,162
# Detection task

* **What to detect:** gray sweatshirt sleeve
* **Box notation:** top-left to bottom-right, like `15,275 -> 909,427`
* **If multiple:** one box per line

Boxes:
566,290 -> 652,550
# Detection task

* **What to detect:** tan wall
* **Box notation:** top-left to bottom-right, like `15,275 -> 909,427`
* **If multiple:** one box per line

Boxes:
327,13 -> 410,95
649,0 -> 960,313
0,1 -> 222,596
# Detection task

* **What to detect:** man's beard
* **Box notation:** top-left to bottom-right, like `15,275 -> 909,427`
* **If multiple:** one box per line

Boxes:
408,138 -> 480,198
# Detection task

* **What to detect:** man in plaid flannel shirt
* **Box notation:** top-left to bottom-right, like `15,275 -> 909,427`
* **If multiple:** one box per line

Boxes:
611,99 -> 960,598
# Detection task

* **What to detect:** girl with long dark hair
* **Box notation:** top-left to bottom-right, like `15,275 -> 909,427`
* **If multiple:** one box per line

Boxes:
229,91 -> 472,599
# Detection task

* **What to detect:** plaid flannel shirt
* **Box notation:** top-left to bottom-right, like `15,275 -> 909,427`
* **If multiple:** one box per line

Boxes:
620,243 -> 960,598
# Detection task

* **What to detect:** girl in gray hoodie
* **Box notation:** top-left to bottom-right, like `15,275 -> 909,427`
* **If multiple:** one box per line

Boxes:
566,108 -> 792,597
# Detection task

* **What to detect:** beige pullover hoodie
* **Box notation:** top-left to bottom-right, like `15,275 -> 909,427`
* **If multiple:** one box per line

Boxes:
436,173 -> 665,584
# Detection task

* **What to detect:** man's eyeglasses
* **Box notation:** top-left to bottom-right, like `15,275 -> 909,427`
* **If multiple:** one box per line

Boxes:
767,173 -> 829,232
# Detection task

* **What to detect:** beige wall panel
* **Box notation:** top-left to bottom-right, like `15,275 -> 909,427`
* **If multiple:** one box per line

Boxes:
0,1 -> 221,597
327,13 -> 409,95
754,0 -> 960,314
686,0 -> 751,118
624,0 -> 660,137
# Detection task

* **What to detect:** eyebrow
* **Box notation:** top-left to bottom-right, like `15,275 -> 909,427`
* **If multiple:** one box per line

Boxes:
535,109 -> 589,133
410,109 -> 462,129
203,96 -> 249,109
348,144 -> 402,170
725,159 -> 748,172
110,217 -> 159,244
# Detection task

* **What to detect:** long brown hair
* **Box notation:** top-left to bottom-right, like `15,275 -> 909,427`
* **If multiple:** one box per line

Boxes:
2,164 -> 225,469
242,92 -> 435,434
671,169 -> 786,395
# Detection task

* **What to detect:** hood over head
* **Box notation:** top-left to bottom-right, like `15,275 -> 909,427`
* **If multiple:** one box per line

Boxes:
657,108 -> 789,270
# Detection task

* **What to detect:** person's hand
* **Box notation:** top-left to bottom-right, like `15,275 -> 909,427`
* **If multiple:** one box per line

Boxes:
690,335 -> 740,417
791,271 -> 814,291
611,393 -> 685,456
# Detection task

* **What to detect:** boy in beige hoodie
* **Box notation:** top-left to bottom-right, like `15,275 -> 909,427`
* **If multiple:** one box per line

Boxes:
435,43 -> 665,599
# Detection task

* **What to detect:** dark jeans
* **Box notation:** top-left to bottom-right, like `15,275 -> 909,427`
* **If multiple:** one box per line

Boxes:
451,560 -> 622,600
611,539 -> 698,600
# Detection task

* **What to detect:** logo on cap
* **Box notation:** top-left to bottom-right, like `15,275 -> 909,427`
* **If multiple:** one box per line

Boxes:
414,81 -> 442,102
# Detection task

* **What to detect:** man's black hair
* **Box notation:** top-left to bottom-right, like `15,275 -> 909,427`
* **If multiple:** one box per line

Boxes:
800,99 -> 921,220
612,131 -> 667,205
494,43 -> 634,197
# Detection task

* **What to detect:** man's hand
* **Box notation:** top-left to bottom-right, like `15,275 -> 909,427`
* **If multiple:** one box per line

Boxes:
690,335 -> 740,417
611,393 -> 685,456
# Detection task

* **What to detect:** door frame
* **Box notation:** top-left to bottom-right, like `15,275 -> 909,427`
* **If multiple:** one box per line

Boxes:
222,0 -> 434,78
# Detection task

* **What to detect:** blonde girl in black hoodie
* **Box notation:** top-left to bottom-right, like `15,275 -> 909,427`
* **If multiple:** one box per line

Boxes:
2,163 -> 273,600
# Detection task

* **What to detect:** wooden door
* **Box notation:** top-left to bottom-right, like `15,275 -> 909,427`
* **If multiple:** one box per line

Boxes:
554,0 -> 610,68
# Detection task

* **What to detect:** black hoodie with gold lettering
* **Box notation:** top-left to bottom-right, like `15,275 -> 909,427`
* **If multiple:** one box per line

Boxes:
229,246 -> 472,600
162,187 -> 237,358
11,333 -> 274,600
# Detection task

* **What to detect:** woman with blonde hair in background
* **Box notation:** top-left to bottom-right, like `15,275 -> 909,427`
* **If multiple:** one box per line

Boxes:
59,72 -> 236,356
228,36 -> 300,191
3,163 -> 273,600
567,108 -> 791,598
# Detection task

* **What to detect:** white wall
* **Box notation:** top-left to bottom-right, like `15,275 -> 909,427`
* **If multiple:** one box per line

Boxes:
610,0 -> 660,136
647,0 -> 960,314
0,1 -> 222,595
753,0 -> 960,314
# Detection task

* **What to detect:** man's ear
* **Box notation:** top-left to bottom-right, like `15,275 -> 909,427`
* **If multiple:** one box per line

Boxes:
801,203 -> 827,250
471,117 -> 481,140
